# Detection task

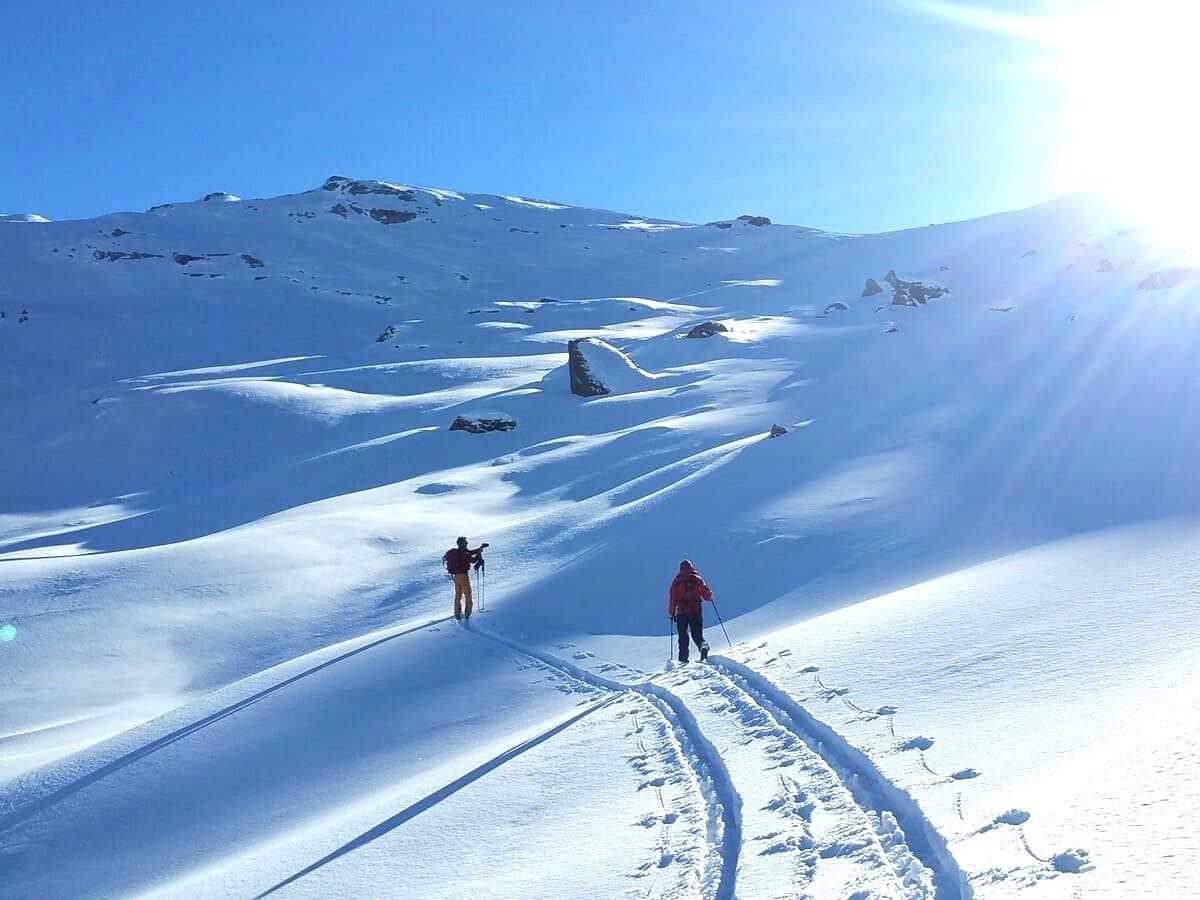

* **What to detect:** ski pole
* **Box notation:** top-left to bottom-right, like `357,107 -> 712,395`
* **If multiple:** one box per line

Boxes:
711,599 -> 733,650
668,617 -> 674,663
481,564 -> 486,612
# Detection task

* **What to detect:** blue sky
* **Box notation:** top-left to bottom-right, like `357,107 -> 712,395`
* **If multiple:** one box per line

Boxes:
3,0 -> 1069,232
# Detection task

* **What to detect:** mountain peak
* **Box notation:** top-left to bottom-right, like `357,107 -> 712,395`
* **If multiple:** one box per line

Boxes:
0,212 -> 51,223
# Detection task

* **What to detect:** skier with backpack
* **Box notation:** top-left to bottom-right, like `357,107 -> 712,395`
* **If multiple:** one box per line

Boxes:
669,560 -> 713,663
442,537 -> 488,620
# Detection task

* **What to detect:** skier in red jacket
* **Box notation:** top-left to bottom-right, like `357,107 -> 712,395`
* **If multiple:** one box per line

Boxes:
442,536 -> 487,620
669,560 -> 713,663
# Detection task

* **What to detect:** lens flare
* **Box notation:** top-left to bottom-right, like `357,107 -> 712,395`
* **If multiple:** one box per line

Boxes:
0,624 -> 16,642
1055,1 -> 1200,250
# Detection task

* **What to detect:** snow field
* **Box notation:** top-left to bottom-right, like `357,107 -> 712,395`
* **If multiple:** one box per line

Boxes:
5,177 -> 1200,897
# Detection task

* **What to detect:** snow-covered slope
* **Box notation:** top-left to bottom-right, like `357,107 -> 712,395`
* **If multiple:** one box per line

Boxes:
2,178 -> 1197,898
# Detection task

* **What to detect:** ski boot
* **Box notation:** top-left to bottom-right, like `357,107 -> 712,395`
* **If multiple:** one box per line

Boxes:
700,641 -> 710,662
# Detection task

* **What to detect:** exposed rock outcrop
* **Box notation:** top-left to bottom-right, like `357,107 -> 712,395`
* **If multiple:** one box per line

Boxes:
823,302 -> 849,315
1138,267 -> 1200,291
322,176 -> 417,202
449,414 -> 517,433
885,270 -> 949,307
862,278 -> 883,297
569,339 -> 611,396
369,209 -> 417,225
705,214 -> 770,229
375,325 -> 396,343
685,321 -> 729,339
769,424 -> 787,438
93,250 -> 162,262
568,337 -> 659,397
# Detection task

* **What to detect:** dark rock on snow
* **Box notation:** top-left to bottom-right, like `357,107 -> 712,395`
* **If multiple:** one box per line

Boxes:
885,270 -> 948,307
862,278 -> 883,297
323,176 -> 417,202
1139,267 -> 1200,291
568,338 -> 611,397
686,321 -> 729,339
369,209 -> 417,225
450,415 -> 517,434
93,250 -> 162,262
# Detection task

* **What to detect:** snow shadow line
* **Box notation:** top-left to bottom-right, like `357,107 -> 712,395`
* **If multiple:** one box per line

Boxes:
253,694 -> 621,899
0,616 -> 450,834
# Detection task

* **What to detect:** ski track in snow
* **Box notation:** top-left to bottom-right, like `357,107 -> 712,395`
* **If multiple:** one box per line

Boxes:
465,622 -> 738,899
465,622 -> 968,899
250,692 -> 626,900
667,662 -> 935,899
0,614 -> 974,899
0,616 -> 455,834
712,656 -> 972,899
750,649 -> 1069,892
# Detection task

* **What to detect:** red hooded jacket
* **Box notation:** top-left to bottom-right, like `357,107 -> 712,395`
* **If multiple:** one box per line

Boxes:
669,564 -> 713,617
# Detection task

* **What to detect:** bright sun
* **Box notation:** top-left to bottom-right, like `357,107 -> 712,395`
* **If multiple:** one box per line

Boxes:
1053,1 -> 1200,246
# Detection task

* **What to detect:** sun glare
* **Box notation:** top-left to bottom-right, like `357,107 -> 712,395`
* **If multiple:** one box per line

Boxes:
1054,1 -> 1200,248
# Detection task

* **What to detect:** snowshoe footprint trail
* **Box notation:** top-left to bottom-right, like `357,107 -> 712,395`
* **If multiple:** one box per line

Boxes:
467,624 -> 965,899
621,705 -> 714,899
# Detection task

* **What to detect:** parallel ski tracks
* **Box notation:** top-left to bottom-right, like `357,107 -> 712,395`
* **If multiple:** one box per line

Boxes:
1,612 -> 968,899
467,623 -> 971,899
711,656 -> 972,899
466,622 -> 740,900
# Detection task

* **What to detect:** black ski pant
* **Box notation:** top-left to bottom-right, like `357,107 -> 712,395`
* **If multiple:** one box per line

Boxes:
675,611 -> 704,661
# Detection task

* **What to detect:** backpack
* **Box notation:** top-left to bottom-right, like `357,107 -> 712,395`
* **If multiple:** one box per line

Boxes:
679,573 -> 702,602
444,548 -> 472,574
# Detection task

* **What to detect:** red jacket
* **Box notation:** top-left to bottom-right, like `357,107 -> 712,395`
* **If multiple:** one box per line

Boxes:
443,547 -> 483,574
669,566 -> 713,616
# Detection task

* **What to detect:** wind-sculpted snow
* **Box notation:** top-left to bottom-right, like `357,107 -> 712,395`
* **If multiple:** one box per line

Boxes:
2,178 -> 1200,896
